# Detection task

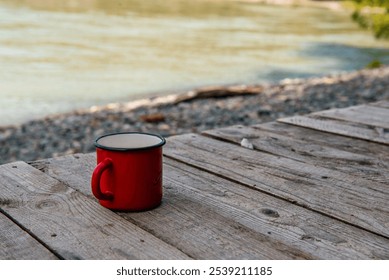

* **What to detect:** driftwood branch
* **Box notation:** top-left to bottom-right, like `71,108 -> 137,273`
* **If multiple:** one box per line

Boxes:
172,85 -> 263,104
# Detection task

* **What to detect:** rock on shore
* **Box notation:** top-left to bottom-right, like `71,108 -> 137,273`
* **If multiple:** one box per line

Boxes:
1,66 -> 388,165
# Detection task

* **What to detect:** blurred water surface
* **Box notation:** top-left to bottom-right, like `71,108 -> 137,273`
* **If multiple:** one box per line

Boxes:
1,0 -> 388,126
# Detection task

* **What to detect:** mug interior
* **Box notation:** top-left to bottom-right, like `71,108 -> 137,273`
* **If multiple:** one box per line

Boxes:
95,133 -> 165,150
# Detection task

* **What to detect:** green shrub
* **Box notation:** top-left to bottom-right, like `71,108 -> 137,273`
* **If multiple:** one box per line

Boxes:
366,59 -> 382,68
351,0 -> 389,39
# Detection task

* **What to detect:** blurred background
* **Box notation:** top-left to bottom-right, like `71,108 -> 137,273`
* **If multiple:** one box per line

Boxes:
1,0 -> 388,126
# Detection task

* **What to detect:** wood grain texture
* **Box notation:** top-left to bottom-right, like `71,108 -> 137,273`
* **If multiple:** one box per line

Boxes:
0,162 -> 190,260
203,124 -> 389,183
163,159 -> 389,260
164,134 -> 389,238
312,105 -> 389,129
30,154 -> 389,259
252,122 -> 389,160
0,212 -> 58,260
278,115 -> 389,145
30,154 -> 306,259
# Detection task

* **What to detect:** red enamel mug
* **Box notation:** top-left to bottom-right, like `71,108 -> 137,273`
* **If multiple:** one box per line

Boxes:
91,132 -> 166,211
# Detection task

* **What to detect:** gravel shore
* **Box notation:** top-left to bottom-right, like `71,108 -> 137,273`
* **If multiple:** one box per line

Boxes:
1,66 -> 388,165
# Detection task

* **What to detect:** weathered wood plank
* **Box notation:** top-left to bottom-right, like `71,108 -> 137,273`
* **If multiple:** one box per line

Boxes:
203,125 -> 389,183
278,115 -> 389,145
30,154 -> 389,259
164,159 -> 389,260
369,100 -> 389,109
31,154 -> 308,259
313,105 -> 389,129
253,122 -> 389,160
164,134 -> 389,238
0,212 -> 58,260
0,162 -> 190,260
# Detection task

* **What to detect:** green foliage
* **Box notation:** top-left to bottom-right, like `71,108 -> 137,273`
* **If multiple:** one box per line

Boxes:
353,0 -> 388,6
351,0 -> 389,39
366,59 -> 382,68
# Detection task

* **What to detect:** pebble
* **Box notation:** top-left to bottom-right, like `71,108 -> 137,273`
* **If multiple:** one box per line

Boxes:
0,66 -> 388,164
241,138 -> 254,150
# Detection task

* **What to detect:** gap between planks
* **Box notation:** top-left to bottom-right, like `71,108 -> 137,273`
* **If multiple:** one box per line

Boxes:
0,211 -> 59,260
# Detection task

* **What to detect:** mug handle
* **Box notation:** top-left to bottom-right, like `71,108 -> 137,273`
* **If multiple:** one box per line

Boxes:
91,158 -> 114,201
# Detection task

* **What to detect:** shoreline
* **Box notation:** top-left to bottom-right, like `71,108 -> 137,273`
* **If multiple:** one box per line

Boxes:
239,0 -> 346,11
1,65 -> 388,165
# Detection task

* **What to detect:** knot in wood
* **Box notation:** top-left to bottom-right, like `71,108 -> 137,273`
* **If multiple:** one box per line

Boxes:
261,208 -> 280,218
36,199 -> 58,209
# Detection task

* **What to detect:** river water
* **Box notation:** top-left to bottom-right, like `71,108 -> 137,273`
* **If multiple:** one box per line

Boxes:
1,0 -> 388,126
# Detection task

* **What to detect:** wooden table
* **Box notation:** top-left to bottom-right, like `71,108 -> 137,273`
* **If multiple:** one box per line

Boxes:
1,101 -> 388,260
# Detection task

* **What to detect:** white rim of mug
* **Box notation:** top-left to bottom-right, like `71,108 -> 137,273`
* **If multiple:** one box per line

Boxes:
94,132 -> 166,151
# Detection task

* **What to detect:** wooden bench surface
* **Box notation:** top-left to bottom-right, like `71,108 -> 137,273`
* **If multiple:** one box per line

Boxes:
1,101 -> 388,259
